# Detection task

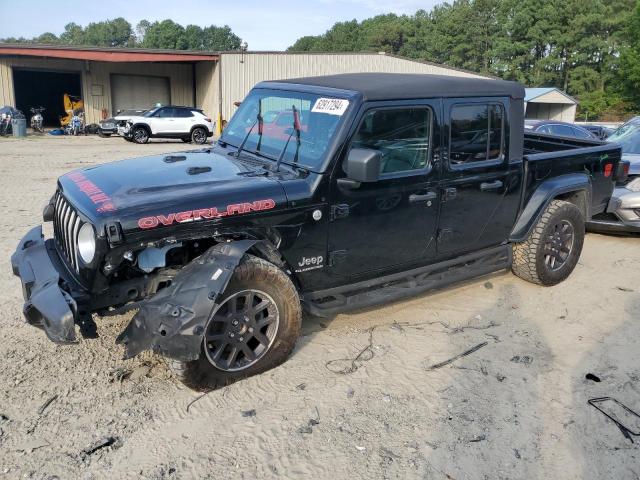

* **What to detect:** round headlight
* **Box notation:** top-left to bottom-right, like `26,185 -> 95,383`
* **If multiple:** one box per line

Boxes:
78,223 -> 96,264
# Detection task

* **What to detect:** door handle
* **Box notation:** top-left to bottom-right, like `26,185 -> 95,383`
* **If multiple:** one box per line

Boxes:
443,187 -> 457,201
409,191 -> 438,203
480,180 -> 503,191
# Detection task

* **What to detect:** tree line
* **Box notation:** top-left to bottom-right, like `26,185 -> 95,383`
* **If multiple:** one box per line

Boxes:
0,18 -> 243,52
289,0 -> 638,120
2,1 -> 639,119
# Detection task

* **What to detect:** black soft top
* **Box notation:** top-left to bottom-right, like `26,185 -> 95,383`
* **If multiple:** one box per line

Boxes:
265,73 -> 525,101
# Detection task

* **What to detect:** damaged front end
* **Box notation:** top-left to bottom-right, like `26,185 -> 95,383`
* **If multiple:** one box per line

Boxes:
11,226 -> 85,343
116,240 -> 256,361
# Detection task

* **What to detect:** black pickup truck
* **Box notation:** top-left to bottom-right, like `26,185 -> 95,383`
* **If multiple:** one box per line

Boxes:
12,73 -> 623,390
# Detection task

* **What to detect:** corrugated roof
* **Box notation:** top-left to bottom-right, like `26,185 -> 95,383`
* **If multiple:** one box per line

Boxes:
0,43 -> 218,62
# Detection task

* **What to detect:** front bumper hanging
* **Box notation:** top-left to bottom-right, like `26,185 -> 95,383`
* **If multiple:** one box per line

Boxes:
11,226 -> 80,343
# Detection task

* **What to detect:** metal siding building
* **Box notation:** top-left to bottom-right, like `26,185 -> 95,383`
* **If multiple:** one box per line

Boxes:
524,88 -> 578,122
213,52 -> 485,121
0,45 -> 486,128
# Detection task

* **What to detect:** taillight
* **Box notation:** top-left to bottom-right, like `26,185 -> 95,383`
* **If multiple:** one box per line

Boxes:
205,118 -> 212,123
604,163 -> 613,177
616,161 -> 630,184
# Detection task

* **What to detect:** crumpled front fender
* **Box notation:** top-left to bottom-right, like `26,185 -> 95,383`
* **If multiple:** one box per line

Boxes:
116,240 -> 256,361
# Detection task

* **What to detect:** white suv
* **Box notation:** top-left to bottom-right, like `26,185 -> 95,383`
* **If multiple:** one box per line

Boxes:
120,106 -> 214,144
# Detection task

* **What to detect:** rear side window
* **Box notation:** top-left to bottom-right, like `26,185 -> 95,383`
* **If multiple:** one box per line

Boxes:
449,104 -> 504,165
176,109 -> 194,118
351,107 -> 433,174
571,126 -> 592,139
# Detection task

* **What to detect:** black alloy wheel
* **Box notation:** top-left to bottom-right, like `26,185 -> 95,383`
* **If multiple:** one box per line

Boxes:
191,127 -> 207,144
543,219 -> 575,271
204,289 -> 280,372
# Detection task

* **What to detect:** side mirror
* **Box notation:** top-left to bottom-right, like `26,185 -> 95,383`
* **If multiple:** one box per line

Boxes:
344,148 -> 381,183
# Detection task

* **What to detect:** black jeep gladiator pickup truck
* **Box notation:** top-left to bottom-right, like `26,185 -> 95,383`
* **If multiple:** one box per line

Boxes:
12,73 -> 623,390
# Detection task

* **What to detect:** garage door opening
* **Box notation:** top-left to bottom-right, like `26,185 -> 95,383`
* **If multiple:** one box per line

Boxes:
111,74 -> 170,114
13,69 -> 82,127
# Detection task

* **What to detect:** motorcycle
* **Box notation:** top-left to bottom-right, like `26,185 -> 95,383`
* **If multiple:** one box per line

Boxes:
0,112 -> 11,136
30,107 -> 45,133
65,109 -> 84,136
0,106 -> 21,136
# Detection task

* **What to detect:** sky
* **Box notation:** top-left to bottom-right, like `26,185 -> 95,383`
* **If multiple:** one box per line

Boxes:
0,0 -> 441,50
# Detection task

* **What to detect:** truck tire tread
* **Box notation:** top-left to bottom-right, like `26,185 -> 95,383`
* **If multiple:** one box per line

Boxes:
512,199 -> 584,286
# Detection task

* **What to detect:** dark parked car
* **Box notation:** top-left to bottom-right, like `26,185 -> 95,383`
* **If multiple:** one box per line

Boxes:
12,73 -> 622,390
583,124 -> 616,141
525,120 -> 598,140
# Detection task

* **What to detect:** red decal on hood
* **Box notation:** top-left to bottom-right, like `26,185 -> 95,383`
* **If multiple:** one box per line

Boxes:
137,199 -> 276,229
66,172 -> 116,213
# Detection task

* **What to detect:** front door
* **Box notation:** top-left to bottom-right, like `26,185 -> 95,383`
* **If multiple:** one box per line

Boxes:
153,107 -> 179,134
328,101 -> 442,282
437,98 -> 522,254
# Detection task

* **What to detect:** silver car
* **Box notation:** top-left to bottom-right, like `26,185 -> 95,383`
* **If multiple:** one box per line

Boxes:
588,119 -> 640,234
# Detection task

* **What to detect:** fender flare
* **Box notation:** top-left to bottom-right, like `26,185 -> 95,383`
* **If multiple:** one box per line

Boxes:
509,173 -> 592,243
130,122 -> 151,135
116,239 -> 257,361
189,124 -> 210,134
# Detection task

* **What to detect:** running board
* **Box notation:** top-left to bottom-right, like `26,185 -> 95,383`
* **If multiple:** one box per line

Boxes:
303,245 -> 512,317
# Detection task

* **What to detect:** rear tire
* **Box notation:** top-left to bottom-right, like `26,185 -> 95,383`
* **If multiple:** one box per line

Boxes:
191,127 -> 208,145
512,199 -> 584,286
167,255 -> 302,391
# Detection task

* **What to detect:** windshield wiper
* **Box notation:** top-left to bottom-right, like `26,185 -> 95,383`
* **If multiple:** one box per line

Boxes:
234,99 -> 263,159
275,105 -> 302,172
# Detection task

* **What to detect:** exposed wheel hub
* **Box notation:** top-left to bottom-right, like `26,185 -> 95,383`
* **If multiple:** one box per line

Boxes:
204,289 -> 279,372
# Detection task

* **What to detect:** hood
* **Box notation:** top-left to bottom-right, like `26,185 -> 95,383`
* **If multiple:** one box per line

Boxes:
623,153 -> 640,175
58,149 -> 288,234
124,115 -> 146,123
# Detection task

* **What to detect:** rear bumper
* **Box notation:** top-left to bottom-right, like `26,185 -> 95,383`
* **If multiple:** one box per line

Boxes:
587,187 -> 640,233
11,226 -> 83,343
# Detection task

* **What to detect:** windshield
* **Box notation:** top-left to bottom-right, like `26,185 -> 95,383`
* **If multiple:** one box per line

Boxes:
143,108 -> 160,118
220,89 -> 350,171
608,123 -> 640,154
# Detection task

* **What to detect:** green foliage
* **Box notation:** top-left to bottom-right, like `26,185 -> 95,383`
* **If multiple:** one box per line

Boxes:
619,1 -> 640,111
1,18 -> 243,52
288,0 -> 638,119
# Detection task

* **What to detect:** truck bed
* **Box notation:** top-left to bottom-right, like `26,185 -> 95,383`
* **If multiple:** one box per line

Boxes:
523,131 -> 604,155
520,131 -> 622,227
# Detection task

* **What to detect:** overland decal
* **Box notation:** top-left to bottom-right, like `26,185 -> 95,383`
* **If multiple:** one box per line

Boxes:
137,199 -> 276,229
66,172 -> 116,213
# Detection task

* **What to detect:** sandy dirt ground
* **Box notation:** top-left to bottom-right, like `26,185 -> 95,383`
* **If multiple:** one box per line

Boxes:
0,135 -> 639,480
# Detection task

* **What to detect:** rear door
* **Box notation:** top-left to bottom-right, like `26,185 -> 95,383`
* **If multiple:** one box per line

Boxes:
437,98 -> 521,254
328,100 -> 442,280
175,108 -> 196,132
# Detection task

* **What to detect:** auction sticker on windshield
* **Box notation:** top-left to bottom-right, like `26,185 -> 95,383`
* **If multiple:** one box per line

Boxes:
312,98 -> 349,116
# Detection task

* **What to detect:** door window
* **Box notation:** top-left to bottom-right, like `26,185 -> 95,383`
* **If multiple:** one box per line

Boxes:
351,107 -> 433,174
158,108 -> 177,118
549,124 -> 575,137
449,104 -> 504,166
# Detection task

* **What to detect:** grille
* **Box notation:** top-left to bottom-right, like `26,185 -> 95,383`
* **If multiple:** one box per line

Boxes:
53,192 -> 83,273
